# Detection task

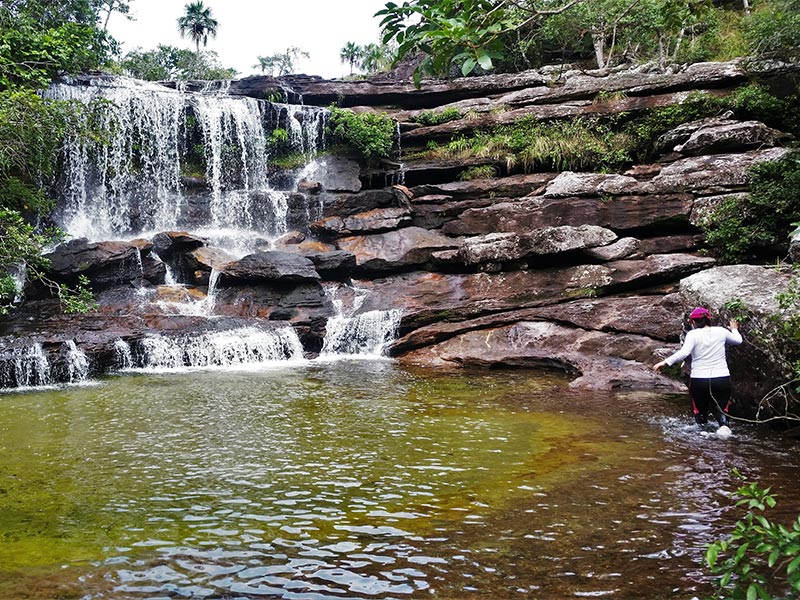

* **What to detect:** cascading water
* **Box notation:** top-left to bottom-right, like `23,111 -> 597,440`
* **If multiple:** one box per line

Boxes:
45,77 -> 328,256
129,327 -> 304,370
0,343 -> 52,388
63,340 -> 90,383
320,284 -> 402,358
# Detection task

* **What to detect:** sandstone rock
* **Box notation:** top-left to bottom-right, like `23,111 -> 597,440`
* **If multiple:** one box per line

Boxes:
273,231 -> 307,247
544,172 -> 650,198
679,264 -> 790,315
44,239 -> 145,289
585,237 -> 641,261
337,227 -> 458,272
297,179 -> 323,194
220,251 -> 320,283
674,120 -> 790,156
151,231 -> 207,257
639,234 -> 705,255
299,156 -> 362,192
311,207 -> 413,237
321,188 -> 408,218
410,173 -> 555,200
650,147 -> 789,194
443,194 -> 694,236
397,321 -> 685,393
186,247 -> 237,272
690,193 -> 747,228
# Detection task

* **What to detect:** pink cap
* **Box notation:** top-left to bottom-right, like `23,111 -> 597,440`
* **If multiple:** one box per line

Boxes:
689,307 -> 710,319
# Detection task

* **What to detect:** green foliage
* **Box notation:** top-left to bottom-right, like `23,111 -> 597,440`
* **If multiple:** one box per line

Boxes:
458,165 -> 496,180
705,477 -> 800,600
328,107 -> 397,160
177,1 -> 219,55
119,45 -> 237,81
0,1 -> 114,90
702,153 -> 800,263
254,47 -> 309,76
421,116 -> 634,173
411,107 -> 463,126
269,128 -> 289,145
377,0 -> 515,83
746,0 -> 800,61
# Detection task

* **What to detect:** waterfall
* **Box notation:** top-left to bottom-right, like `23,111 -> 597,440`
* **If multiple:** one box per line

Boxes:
114,339 -> 133,370
129,327 -> 304,370
64,340 -> 90,383
44,77 -> 328,255
0,343 -> 52,388
320,284 -> 402,358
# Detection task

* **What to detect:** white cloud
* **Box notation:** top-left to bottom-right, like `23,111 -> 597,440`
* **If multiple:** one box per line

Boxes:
107,0 -> 389,79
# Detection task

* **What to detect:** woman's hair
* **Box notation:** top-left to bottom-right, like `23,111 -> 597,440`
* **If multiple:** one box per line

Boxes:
690,316 -> 712,327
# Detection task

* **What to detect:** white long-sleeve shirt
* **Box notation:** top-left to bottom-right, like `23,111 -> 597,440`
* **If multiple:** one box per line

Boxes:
664,326 -> 743,378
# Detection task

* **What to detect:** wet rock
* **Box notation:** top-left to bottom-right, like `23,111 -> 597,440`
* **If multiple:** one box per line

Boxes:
321,188 -> 408,218
219,251 -> 320,283
297,179 -> 323,194
300,155 -> 362,192
409,173 -> 556,200
397,320 -> 686,393
151,231 -> 207,257
44,239 -> 145,289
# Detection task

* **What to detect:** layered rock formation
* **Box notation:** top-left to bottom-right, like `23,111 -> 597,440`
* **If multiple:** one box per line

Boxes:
2,59 -> 798,420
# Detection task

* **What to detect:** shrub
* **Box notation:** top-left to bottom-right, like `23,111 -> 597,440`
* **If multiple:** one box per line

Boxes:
702,152 -> 800,263
705,477 -> 800,600
411,107 -> 463,126
458,165 -> 496,180
328,107 -> 396,160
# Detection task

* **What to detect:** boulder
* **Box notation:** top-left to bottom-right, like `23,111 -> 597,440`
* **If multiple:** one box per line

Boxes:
44,239 -> 145,289
543,172 -> 650,198
298,156 -> 362,193
650,147 -> 789,194
219,251 -> 320,283
311,207 -> 413,238
673,120 -> 790,156
151,231 -> 207,257
397,321 -> 686,393
337,227 -> 458,272
585,237 -> 641,261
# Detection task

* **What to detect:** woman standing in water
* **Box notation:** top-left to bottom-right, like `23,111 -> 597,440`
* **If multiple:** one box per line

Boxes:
653,307 -> 742,431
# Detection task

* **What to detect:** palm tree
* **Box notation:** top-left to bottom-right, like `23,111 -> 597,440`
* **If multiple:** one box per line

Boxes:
177,1 -> 219,57
339,42 -> 362,75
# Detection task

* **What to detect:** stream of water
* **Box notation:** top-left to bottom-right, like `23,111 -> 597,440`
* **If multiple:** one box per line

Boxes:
1,363 -> 797,600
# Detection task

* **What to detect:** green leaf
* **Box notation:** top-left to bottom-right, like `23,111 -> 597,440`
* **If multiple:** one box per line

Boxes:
788,554 -> 800,575
747,583 -> 758,600
476,52 -> 493,71
461,57 -> 477,76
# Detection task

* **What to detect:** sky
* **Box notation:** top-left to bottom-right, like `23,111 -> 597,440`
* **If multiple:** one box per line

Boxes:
106,0 -> 390,79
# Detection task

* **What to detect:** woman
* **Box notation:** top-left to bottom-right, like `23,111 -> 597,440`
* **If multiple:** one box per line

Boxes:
653,306 -> 742,430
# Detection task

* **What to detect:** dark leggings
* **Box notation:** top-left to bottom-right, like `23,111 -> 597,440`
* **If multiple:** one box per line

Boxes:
689,376 -> 731,427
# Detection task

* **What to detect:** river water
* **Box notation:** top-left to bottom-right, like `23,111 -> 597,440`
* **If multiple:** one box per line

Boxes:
0,362 -> 797,600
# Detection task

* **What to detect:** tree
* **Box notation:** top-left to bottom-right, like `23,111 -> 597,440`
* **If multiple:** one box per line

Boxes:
254,47 -> 309,76
340,42 -> 363,74
120,45 -> 235,80
177,1 -> 218,57
359,42 -> 396,75
96,0 -> 132,31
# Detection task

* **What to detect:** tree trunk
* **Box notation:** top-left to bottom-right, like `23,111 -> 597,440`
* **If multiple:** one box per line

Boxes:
592,32 -> 606,70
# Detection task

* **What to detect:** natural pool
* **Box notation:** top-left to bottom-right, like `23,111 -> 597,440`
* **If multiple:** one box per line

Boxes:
0,361 -> 798,600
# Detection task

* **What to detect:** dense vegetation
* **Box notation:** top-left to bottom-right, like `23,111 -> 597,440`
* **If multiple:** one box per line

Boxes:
0,0 -> 122,313
377,0 -> 800,83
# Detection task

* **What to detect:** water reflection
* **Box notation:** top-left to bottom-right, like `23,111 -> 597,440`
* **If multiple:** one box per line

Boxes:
0,363 -> 797,599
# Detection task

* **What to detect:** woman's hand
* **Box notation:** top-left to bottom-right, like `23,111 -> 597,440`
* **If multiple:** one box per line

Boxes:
653,360 -> 666,372
729,319 -> 739,330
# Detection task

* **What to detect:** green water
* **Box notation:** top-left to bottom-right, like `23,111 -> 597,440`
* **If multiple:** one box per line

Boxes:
0,361 -> 798,599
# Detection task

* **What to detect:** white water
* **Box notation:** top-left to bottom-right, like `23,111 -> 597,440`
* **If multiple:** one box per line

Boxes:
64,340 -> 90,383
45,77 -> 328,254
320,284 -> 402,358
0,343 -> 52,388
129,326 -> 305,371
